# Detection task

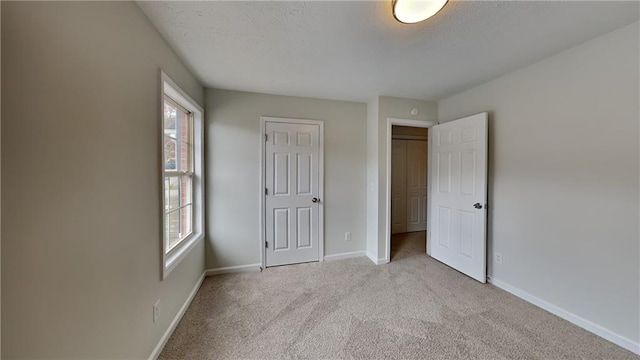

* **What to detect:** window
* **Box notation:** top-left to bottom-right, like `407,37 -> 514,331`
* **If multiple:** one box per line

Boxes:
163,96 -> 193,250
161,72 -> 204,278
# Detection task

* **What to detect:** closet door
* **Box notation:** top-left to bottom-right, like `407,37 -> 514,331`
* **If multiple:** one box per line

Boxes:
391,139 -> 407,234
406,140 -> 428,232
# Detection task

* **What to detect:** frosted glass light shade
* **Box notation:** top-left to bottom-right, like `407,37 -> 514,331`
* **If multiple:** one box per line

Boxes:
392,0 -> 448,24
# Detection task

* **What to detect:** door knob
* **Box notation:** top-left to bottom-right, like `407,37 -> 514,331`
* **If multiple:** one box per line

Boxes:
473,203 -> 483,209
312,198 -> 319,203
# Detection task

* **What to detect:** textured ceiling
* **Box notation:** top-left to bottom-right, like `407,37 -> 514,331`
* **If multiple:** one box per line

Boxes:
138,1 -> 639,102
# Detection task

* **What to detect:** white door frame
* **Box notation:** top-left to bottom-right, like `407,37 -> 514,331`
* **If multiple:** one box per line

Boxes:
385,118 -> 437,263
260,116 -> 325,269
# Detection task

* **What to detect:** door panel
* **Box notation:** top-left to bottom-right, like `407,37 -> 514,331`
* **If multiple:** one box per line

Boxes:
265,122 -> 320,267
297,154 -> 312,195
297,207 -> 312,248
406,140 -> 428,232
274,208 -> 290,250
437,152 -> 452,193
430,113 -> 488,283
460,150 -> 476,195
391,139 -> 407,234
274,153 -> 290,195
437,206 -> 451,248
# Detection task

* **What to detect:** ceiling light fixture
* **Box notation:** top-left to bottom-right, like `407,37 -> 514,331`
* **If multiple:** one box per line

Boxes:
392,0 -> 448,24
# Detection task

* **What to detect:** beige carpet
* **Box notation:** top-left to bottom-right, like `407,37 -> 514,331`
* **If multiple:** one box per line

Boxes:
160,232 -> 637,359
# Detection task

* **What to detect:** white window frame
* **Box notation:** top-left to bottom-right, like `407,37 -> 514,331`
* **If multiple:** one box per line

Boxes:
160,71 -> 205,279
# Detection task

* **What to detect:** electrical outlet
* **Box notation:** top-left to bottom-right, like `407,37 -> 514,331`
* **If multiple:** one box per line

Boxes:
345,232 -> 351,241
153,300 -> 160,323
495,253 -> 503,264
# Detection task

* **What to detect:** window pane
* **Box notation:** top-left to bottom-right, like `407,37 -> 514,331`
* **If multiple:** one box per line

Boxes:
166,209 -> 180,251
165,176 -> 180,211
164,136 -> 177,171
178,110 -> 191,143
179,141 -> 191,172
164,101 -> 177,131
165,97 -> 191,172
177,112 -> 191,172
180,175 -> 192,206
180,204 -> 193,239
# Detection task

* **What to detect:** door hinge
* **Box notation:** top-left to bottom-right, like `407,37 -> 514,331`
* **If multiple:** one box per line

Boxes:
265,134 -> 268,142
265,241 -> 269,248
265,188 -> 268,195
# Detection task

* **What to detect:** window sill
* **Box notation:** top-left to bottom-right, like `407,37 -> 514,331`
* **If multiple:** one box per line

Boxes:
163,232 -> 204,279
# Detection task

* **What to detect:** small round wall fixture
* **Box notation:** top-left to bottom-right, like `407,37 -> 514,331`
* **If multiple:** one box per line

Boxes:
392,0 -> 448,24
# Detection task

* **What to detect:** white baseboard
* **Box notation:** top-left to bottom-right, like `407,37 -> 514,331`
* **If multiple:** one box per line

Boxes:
366,252 -> 388,265
205,263 -> 262,276
324,251 -> 366,261
148,272 -> 205,360
488,277 -> 640,355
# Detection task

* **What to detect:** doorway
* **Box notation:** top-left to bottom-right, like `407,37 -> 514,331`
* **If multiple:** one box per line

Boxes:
260,117 -> 324,268
390,125 -> 428,260
384,114 -> 488,282
385,118 -> 436,262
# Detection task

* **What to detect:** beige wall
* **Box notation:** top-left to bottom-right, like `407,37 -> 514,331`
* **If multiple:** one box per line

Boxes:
2,2 -> 205,359
438,22 -> 639,344
205,89 -> 367,269
366,98 -> 380,260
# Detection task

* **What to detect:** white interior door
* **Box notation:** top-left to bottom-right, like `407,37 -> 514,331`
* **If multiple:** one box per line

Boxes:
429,113 -> 488,283
391,139 -> 407,234
265,121 -> 320,267
406,140 -> 428,232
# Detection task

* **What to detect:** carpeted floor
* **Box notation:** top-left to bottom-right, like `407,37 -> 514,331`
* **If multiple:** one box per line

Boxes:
159,232 -> 638,359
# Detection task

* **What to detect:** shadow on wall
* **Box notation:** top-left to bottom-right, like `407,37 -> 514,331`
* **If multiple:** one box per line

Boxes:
205,120 -> 260,269
486,110 -> 495,278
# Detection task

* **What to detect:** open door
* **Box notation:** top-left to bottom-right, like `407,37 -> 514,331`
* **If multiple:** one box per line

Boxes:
429,113 -> 488,283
